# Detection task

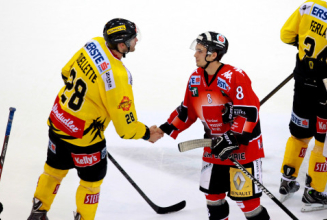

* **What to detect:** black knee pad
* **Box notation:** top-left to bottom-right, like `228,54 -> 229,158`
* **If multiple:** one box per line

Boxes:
246,206 -> 270,220
207,200 -> 229,220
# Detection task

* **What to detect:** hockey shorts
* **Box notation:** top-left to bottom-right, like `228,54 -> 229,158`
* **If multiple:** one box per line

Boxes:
289,80 -> 327,142
199,159 -> 263,201
46,129 -> 107,182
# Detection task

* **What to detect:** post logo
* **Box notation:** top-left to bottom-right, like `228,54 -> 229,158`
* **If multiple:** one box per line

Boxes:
217,77 -> 230,91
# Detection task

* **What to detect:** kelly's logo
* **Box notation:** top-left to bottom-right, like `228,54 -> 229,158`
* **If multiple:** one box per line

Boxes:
71,152 -> 101,167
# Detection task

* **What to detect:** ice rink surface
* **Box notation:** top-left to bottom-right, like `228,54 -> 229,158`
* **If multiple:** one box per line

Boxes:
0,0 -> 326,219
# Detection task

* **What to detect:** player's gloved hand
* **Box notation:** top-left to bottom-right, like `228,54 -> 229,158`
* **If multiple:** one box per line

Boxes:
222,102 -> 233,124
211,131 -> 239,161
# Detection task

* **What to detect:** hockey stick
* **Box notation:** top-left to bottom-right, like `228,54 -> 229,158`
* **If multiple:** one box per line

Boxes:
260,73 -> 293,106
229,156 -> 298,220
0,107 -> 16,181
107,152 -> 186,214
0,107 -> 16,215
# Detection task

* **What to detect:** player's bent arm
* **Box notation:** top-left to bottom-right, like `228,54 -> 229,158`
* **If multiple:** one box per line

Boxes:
160,101 -> 196,139
105,76 -> 148,140
280,5 -> 302,45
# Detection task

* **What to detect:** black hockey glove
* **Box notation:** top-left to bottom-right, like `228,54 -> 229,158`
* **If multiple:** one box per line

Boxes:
211,131 -> 239,161
222,102 -> 233,124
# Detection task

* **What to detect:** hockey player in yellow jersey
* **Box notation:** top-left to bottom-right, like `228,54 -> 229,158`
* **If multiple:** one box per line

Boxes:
278,0 -> 327,212
27,18 -> 163,220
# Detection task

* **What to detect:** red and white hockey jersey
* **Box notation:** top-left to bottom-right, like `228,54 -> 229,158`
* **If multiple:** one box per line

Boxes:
160,64 -> 265,165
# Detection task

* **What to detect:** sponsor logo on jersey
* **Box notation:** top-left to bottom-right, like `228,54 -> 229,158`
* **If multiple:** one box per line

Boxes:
101,147 -> 106,159
316,116 -> 327,133
118,96 -> 132,111
125,66 -> 133,86
311,5 -> 327,22
102,70 -> 116,91
107,25 -> 126,35
257,139 -> 263,149
233,171 -> 246,190
84,40 -> 111,73
53,184 -> 60,194
202,105 -> 229,135
201,162 -> 212,172
71,152 -> 101,167
50,97 -> 86,138
222,70 -> 233,83
48,140 -> 56,154
190,75 -> 201,85
291,111 -> 309,128
84,193 -> 100,204
217,77 -> 230,91
190,87 -> 198,97
314,161 -> 327,172
299,147 -> 307,158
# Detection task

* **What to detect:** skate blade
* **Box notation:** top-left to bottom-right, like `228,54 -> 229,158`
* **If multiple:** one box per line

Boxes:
280,192 -> 294,203
301,203 -> 327,212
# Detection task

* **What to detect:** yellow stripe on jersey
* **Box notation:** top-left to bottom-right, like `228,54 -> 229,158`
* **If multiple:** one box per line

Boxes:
281,0 -> 327,60
48,37 -> 146,146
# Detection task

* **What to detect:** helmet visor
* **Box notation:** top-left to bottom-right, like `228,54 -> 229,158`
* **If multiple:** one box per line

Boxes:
189,39 -> 212,55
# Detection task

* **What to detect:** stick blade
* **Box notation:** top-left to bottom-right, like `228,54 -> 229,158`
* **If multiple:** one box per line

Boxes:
155,200 -> 186,214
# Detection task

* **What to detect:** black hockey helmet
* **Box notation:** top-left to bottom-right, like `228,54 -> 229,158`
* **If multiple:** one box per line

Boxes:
103,18 -> 139,50
190,31 -> 228,61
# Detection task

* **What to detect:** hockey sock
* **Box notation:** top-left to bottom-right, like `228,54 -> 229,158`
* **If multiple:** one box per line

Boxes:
308,141 -> 327,192
206,194 -> 229,220
245,206 -> 270,220
34,163 -> 68,211
236,198 -> 270,219
76,179 -> 103,220
280,136 -> 311,177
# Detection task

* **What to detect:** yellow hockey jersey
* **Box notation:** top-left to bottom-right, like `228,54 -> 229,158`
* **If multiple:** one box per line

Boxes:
48,37 -> 146,146
281,0 -> 327,61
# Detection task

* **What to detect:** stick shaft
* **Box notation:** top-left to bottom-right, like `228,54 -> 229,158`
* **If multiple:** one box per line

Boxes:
0,107 -> 16,181
260,73 -> 294,106
229,156 -> 298,220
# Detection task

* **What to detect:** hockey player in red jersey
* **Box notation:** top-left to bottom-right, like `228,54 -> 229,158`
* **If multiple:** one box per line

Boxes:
158,32 -> 270,220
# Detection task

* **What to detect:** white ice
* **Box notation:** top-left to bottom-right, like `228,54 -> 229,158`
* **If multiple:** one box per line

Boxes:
0,0 -> 326,219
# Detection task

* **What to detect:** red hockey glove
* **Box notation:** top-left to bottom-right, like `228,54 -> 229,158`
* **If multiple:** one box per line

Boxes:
211,131 -> 239,161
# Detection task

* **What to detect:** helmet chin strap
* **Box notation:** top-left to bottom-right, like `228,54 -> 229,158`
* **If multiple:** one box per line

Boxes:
117,43 -> 130,58
202,55 -> 213,69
